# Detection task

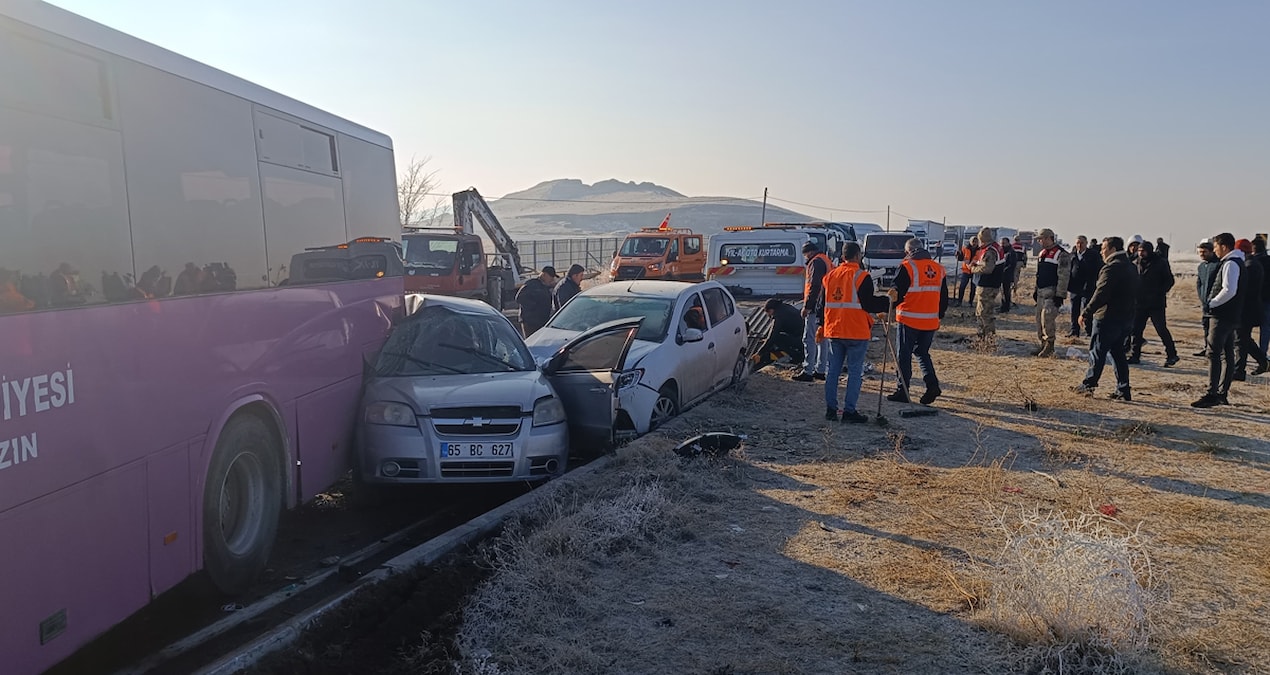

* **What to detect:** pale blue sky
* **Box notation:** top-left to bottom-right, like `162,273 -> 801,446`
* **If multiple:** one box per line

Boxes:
44,0 -> 1270,243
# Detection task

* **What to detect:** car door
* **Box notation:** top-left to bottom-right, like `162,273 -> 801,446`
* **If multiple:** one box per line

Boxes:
701,286 -> 745,390
542,318 -> 640,448
674,291 -> 716,404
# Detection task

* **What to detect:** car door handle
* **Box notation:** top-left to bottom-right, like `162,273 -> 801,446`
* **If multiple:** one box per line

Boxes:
708,342 -> 715,349
733,327 -> 741,334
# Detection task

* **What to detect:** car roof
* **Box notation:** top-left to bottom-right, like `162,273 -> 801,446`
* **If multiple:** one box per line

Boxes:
403,293 -> 504,317
582,280 -> 715,299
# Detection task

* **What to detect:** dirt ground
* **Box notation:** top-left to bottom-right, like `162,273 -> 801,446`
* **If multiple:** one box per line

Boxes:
251,272 -> 1270,674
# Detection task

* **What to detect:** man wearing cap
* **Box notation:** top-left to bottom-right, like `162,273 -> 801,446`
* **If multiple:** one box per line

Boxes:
1032,228 -> 1071,357
1194,240 -> 1220,357
1233,238 -> 1268,380
552,264 -> 586,313
793,241 -> 832,382
885,237 -> 948,404
1193,233 -> 1245,408
968,227 -> 1004,340
514,266 -> 558,336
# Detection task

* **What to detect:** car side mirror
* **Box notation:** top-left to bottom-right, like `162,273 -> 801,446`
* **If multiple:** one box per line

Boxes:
681,327 -> 704,343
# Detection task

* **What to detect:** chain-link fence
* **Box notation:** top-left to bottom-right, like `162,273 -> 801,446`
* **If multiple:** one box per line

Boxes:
518,237 -> 621,273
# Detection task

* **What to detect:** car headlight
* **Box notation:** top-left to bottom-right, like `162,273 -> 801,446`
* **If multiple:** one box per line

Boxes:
532,396 -> 566,427
365,401 -> 416,426
647,263 -> 661,272
616,369 -> 643,391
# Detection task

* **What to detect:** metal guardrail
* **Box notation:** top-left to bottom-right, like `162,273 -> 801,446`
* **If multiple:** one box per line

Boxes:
518,237 -> 621,273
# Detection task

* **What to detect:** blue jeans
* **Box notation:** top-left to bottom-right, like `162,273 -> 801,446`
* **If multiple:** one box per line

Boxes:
896,324 -> 937,392
825,338 -> 869,413
1084,317 -> 1131,397
802,314 -> 829,375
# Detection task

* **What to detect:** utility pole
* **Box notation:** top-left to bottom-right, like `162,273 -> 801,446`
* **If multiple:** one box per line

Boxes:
760,187 -> 768,227
886,205 -> 890,232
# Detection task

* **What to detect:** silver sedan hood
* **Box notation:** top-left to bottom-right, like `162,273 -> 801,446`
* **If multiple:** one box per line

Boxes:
364,370 -> 553,414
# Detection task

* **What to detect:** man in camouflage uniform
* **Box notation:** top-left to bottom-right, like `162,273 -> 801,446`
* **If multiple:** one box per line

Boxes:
969,227 -> 1005,339
1032,228 -> 1071,357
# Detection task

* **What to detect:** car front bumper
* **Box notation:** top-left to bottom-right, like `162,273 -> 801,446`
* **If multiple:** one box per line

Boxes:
356,417 -> 568,484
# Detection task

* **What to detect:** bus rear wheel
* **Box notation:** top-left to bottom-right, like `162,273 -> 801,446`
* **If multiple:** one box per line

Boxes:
203,414 -> 283,595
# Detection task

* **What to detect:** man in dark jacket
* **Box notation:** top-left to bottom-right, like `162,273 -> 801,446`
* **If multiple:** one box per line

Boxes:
1233,239 -> 1268,380
753,298 -> 806,371
514,266 -> 558,336
1068,235 -> 1102,337
552,264 -> 585,312
1194,241 -> 1221,356
1193,233 -> 1246,408
999,237 -> 1018,312
1254,237 -> 1270,356
1129,242 -> 1179,366
793,241 -> 832,382
1155,237 -> 1171,261
1074,237 -> 1138,401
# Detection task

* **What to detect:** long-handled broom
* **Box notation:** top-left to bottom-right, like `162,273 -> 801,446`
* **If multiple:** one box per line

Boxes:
874,302 -> 892,427
884,329 -> 940,419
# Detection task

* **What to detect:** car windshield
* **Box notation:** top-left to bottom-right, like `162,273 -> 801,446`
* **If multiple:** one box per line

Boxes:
864,235 -> 910,258
402,236 -> 459,270
374,306 -> 535,376
547,295 -> 675,342
619,237 -> 668,257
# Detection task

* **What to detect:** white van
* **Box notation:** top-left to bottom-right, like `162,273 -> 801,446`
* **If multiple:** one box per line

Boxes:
706,228 -> 813,297
862,232 -> 915,288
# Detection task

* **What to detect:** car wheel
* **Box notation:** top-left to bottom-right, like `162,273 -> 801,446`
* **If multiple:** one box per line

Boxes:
203,413 -> 283,595
730,352 -> 749,386
650,384 -> 679,431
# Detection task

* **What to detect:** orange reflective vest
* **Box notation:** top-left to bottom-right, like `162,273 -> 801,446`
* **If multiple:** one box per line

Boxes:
959,246 -> 974,274
804,253 -> 831,302
896,258 -> 945,331
822,262 -> 873,340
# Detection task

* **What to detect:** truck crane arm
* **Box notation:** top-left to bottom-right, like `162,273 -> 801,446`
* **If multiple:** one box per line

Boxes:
452,188 -> 528,274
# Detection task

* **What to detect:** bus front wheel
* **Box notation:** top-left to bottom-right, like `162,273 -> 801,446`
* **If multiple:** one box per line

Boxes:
203,414 -> 283,595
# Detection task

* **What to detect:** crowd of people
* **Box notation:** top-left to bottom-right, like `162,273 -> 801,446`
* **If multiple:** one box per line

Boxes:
754,229 -> 1270,420
513,263 -> 586,336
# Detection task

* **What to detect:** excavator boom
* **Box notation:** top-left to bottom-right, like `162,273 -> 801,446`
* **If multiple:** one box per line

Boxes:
452,188 -> 525,273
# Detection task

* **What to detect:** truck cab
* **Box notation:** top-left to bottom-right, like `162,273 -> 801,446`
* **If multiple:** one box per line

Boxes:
861,232 -> 913,288
286,237 -> 404,286
401,229 -> 519,309
611,227 -> 705,281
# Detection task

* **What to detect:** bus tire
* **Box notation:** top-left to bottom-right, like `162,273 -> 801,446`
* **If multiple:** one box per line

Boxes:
486,276 -> 504,311
202,413 -> 283,595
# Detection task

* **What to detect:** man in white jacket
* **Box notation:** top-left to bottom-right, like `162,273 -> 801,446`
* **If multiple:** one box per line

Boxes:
1193,233 -> 1245,408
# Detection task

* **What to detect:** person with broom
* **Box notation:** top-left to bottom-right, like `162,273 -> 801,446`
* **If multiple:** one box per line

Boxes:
885,238 -> 949,405
820,242 -> 890,423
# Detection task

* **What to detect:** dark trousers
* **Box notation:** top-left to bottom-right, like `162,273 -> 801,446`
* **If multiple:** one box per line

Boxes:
1207,317 -> 1238,396
956,273 -> 976,304
1131,306 -> 1177,359
1000,276 -> 1013,311
895,323 -> 938,392
520,317 -> 547,337
757,331 -> 803,367
1235,321 -> 1268,375
1201,313 -> 1211,352
1069,293 -> 1090,335
1084,317 -> 1131,397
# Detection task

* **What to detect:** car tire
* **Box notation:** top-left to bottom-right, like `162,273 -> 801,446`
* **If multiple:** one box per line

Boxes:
650,383 -> 679,431
202,413 -> 283,595
730,351 -> 749,387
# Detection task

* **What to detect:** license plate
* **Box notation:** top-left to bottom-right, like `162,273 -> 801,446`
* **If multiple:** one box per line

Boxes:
440,442 -> 515,458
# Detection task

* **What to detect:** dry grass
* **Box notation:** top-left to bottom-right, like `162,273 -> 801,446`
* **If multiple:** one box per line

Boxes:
438,272 -> 1270,674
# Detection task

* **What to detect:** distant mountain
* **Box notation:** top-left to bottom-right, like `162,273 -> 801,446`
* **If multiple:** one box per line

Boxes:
437,179 -> 816,239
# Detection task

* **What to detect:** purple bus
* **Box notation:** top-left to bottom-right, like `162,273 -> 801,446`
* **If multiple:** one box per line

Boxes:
0,3 -> 403,672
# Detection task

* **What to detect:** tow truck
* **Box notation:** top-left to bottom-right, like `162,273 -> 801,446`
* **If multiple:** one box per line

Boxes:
402,188 -> 530,310
610,215 -> 706,281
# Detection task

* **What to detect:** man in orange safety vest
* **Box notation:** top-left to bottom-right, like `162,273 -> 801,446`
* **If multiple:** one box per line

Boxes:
819,242 -> 891,422
886,237 -> 949,405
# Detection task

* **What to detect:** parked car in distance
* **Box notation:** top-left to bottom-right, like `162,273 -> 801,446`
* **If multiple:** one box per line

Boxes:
942,241 -> 958,257
356,294 -> 637,485
526,280 -> 749,437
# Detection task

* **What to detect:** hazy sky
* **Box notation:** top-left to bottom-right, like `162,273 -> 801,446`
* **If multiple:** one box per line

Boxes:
42,0 -> 1270,243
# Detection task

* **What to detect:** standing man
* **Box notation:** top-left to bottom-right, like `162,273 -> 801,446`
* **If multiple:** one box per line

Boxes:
954,237 -> 979,307
752,298 -> 806,371
1128,241 -> 1180,367
552,264 -> 585,312
998,237 -> 1017,313
1192,233 -> 1245,408
793,241 -> 832,382
514,266 -> 558,336
969,227 -> 1004,340
885,238 -> 949,404
821,242 -> 889,422
1155,237 -> 1171,261
1075,237 -> 1138,401
1032,228 -> 1071,357
1067,235 -> 1101,337
1233,239 -> 1268,380
1252,237 -> 1270,358
1194,240 -> 1220,357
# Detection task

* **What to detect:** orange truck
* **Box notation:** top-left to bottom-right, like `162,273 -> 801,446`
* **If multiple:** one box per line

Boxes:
609,216 -> 706,281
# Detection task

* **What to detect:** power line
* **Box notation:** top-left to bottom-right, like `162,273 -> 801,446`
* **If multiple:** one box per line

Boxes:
422,192 -> 760,206
764,195 -> 888,215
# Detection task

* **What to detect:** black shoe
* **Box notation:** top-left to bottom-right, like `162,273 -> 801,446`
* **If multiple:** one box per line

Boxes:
793,372 -> 815,382
886,390 -> 909,403
1233,372 -> 1246,382
919,384 -> 942,405
840,411 -> 868,424
1126,356 -> 1141,365
825,407 -> 838,421
1109,390 -> 1131,402
1253,364 -> 1270,376
813,372 -> 827,381
1192,349 -> 1208,357
1164,355 -> 1180,367
1191,393 -> 1223,408
1067,331 -> 1080,338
